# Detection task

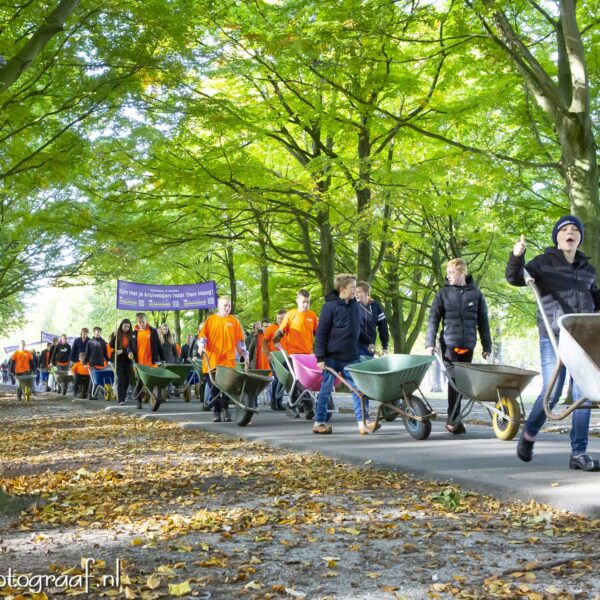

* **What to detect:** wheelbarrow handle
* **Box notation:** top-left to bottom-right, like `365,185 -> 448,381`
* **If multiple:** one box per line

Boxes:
524,269 -> 559,354
432,350 -> 464,395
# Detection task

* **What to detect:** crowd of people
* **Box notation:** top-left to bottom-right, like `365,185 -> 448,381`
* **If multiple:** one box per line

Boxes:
3,216 -> 599,471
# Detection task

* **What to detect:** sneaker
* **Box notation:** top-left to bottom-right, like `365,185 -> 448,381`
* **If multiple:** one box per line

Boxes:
358,422 -> 371,435
367,420 -> 381,433
569,454 -> 600,471
313,423 -> 332,434
118,401 -> 126,406
213,414 -> 222,423
517,436 -> 534,462
222,408 -> 232,422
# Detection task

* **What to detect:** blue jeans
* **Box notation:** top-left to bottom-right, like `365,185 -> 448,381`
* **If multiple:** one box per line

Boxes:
525,336 -> 591,454
315,357 -> 365,424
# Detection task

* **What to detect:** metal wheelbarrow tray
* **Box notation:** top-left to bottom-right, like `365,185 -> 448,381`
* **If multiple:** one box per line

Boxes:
344,354 -> 436,440
436,355 -> 537,441
16,373 -> 36,402
214,365 -> 272,427
134,363 -> 180,412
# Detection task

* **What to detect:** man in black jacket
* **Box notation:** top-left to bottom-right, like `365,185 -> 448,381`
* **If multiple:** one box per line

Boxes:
507,216 -> 600,471
314,274 -> 374,435
425,258 -> 492,434
355,281 -> 389,356
70,328 -> 90,363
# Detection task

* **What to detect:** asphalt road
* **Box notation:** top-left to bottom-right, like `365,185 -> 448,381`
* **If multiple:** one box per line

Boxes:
100,396 -> 600,518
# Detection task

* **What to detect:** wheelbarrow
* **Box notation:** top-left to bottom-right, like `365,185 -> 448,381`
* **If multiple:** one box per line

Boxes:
52,365 -> 72,395
88,365 -> 115,401
435,355 -> 538,440
526,271 -> 600,420
16,372 -> 36,402
133,363 -> 180,412
203,355 -> 272,426
341,354 -> 437,440
161,363 -> 195,401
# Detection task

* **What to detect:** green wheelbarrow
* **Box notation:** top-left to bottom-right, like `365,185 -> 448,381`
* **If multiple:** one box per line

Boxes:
134,363 -> 180,412
206,363 -> 272,426
341,354 -> 436,440
161,363 -> 195,402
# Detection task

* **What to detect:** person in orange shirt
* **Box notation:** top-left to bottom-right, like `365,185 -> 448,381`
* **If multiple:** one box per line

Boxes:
10,341 -> 34,401
196,296 -> 248,423
262,309 -> 287,410
70,352 -> 90,398
129,312 -> 164,409
273,289 -> 318,417
273,289 -> 318,355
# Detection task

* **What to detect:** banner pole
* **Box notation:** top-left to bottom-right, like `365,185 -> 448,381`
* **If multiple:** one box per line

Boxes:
114,315 -> 119,401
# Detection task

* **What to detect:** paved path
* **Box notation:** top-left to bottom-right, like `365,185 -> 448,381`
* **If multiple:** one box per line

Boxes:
93,396 -> 600,518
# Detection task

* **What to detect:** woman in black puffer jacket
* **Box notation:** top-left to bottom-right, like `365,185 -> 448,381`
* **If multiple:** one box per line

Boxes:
425,258 -> 492,434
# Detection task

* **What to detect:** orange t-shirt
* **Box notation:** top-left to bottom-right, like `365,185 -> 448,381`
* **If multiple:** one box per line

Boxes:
71,361 -> 89,376
11,350 -> 33,374
136,327 -> 153,366
254,332 -> 271,370
278,309 -> 318,355
198,314 -> 244,371
263,323 -> 282,352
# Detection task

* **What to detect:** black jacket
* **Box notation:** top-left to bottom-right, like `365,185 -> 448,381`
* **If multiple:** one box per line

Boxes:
181,340 -> 197,362
425,276 -> 492,353
51,342 -> 72,365
108,332 -> 133,364
358,299 -> 390,350
70,337 -> 90,363
505,247 -> 600,337
85,337 -> 109,368
314,291 -> 361,362
130,326 -> 164,364
39,349 -> 52,371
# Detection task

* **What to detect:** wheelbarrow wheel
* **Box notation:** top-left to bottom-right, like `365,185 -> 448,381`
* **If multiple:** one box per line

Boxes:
492,397 -> 520,441
235,393 -> 256,426
183,387 -> 192,402
401,396 -> 432,441
381,399 -> 401,422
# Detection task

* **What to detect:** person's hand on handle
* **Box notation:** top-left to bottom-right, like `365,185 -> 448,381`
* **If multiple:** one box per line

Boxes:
317,361 -> 325,370
483,352 -> 491,361
424,346 -> 435,355
513,234 -> 527,257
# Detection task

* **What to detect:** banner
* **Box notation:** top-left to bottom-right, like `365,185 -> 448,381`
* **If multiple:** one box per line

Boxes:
4,341 -> 40,354
40,331 -> 76,344
116,280 -> 218,311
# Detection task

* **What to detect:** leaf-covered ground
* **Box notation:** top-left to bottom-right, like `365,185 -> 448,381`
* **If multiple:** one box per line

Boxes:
0,392 -> 598,600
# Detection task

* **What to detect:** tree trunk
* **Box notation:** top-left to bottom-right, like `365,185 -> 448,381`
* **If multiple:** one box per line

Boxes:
0,0 -> 81,93
173,310 -> 181,345
259,240 -> 270,320
556,112 -> 600,264
317,209 -> 335,295
225,243 -> 237,313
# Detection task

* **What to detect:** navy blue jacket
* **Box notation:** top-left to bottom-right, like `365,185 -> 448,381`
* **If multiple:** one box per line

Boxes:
314,291 -> 361,362
358,299 -> 389,350
70,336 -> 90,362
506,247 -> 600,337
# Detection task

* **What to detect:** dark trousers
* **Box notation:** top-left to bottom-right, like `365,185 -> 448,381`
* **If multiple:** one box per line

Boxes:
74,374 -> 90,396
208,380 -> 229,414
116,360 -> 134,403
442,346 -> 474,423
